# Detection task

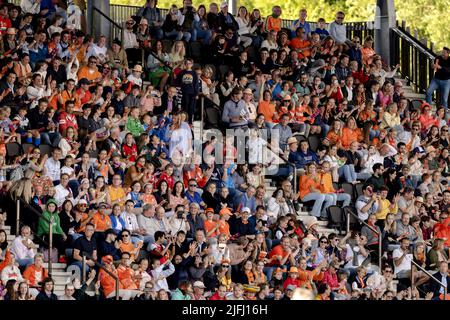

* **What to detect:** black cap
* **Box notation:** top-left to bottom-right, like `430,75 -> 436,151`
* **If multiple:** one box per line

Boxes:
79,78 -> 90,85
444,47 -> 450,52
112,38 -> 122,46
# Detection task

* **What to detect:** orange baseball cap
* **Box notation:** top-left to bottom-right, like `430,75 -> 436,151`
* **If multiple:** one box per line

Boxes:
220,207 -> 232,216
205,208 -> 215,214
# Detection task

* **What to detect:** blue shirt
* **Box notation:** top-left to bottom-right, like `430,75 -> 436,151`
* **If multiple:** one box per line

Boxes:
297,150 -> 319,168
186,191 -> 203,206
291,20 -> 311,37
239,194 -> 256,213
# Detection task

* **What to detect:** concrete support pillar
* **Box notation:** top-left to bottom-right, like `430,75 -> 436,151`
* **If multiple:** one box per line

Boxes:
375,0 -> 396,66
229,0 -> 237,15
87,0 -> 111,40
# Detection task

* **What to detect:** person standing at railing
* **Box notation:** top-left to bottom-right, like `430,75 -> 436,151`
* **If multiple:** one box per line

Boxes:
290,9 -> 310,39
136,0 -> 164,40
426,47 -> 450,109
328,11 -> 352,50
178,58 -> 199,125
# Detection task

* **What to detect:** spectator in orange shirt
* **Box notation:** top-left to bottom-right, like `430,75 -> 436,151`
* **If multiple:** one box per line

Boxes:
298,162 -> 334,219
258,90 -> 277,123
116,252 -> 141,298
324,119 -> 343,148
320,161 -> 352,207
268,236 -> 295,267
118,229 -> 143,262
77,56 -> 102,85
91,202 -> 112,234
289,27 -> 311,60
99,255 -> 139,300
217,207 -> 232,237
341,116 -> 363,149
298,257 -> 326,290
22,254 -> 48,297
265,6 -> 282,32
204,208 -> 219,239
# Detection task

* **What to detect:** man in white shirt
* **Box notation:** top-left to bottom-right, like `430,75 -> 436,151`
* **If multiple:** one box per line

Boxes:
328,11 -> 349,46
355,185 -> 379,221
44,147 -> 62,184
137,204 -> 157,250
54,173 -> 74,207
10,225 -> 36,267
86,36 -> 108,64
393,238 -> 428,286
121,200 -> 147,244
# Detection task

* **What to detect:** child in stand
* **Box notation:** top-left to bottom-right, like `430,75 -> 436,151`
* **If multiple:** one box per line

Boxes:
61,155 -> 80,197
314,18 -> 329,40
177,58 -> 199,125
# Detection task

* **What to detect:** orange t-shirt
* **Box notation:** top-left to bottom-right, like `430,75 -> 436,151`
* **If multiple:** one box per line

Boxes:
218,220 -> 230,236
117,265 -> 138,290
23,264 -> 48,287
319,173 -> 335,194
91,212 -> 112,232
77,66 -> 101,83
299,175 -> 321,200
289,38 -> 311,59
99,268 -> 122,297
325,130 -> 342,148
119,242 -> 136,261
204,220 -> 218,238
268,244 -> 289,266
298,269 -> 324,290
341,127 -> 362,149
258,101 -> 276,122
266,16 -> 282,32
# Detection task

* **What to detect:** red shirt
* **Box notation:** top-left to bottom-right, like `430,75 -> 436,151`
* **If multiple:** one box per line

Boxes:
268,244 -> 289,266
76,88 -> 92,107
122,143 -> 138,162
0,16 -> 11,35
58,112 -> 78,133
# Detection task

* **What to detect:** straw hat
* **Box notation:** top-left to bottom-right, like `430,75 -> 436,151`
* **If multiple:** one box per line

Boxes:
287,137 -> 298,145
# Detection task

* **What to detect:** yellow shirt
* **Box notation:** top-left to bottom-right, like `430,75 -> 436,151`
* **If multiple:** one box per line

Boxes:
108,186 -> 126,206
376,198 -> 398,220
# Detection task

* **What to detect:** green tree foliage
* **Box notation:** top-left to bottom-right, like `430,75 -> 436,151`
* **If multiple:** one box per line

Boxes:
110,0 -> 449,50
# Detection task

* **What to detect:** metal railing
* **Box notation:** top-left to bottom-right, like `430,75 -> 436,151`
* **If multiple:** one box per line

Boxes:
391,21 -> 436,94
16,197 -> 54,276
81,251 -> 120,300
411,260 -> 447,300
346,208 -> 382,272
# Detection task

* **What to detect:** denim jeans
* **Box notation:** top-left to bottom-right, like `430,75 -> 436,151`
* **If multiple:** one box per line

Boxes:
164,30 -> 191,41
16,258 -> 34,268
338,164 -> 357,183
192,28 -> 212,44
150,27 -> 164,40
327,192 -> 352,207
426,78 -> 450,108
302,192 -> 334,217
40,132 -> 61,147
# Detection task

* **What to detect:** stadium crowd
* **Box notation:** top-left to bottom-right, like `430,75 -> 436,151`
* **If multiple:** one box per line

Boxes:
0,0 -> 449,301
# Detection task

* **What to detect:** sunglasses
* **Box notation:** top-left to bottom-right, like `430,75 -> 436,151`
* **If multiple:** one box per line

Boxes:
122,234 -> 130,238
221,265 -> 230,268
189,184 -> 197,187
384,270 -> 393,273
320,241 -> 328,244
443,129 -> 448,132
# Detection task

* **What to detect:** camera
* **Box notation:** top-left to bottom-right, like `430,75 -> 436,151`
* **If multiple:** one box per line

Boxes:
177,211 -> 185,219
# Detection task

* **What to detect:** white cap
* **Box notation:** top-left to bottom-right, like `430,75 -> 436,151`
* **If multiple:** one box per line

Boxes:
241,207 -> 251,214
193,281 -> 205,288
